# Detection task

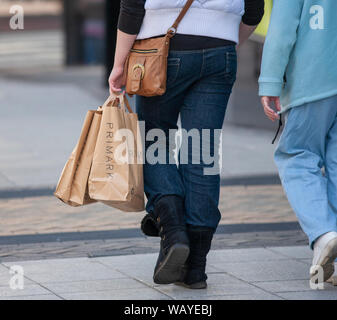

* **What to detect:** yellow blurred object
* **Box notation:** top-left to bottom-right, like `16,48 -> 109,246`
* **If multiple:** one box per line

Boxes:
254,0 -> 273,38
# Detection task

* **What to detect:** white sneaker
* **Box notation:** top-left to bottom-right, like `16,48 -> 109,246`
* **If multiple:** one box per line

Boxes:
311,231 -> 337,282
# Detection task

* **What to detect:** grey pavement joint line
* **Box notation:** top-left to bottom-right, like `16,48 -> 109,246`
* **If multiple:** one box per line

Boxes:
93,250 -> 288,300
265,247 -> 312,266
0,263 -> 65,300
115,253 -> 286,300
208,262 -> 286,300
95,260 -> 174,300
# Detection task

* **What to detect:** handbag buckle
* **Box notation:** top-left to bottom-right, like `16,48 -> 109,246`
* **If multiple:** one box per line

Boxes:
132,64 -> 145,80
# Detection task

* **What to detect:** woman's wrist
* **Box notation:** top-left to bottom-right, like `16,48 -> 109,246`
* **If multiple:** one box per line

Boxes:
113,63 -> 125,71
113,30 -> 137,72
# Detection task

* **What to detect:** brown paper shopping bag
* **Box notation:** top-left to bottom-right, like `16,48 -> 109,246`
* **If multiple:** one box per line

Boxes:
54,110 -> 102,207
89,94 -> 145,212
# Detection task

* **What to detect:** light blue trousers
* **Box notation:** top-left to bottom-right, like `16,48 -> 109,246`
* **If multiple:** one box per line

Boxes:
275,95 -> 337,249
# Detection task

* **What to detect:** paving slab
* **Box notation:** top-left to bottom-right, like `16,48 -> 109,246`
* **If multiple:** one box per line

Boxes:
0,284 -> 51,298
43,278 -> 147,295
94,252 -> 157,266
207,247 -> 289,263
3,258 -> 126,283
267,246 -> 313,260
201,293 -> 283,300
0,267 -> 35,288
95,253 -> 218,288
298,259 -> 313,266
0,265 -> 37,288
0,264 -> 11,284
0,294 -> 62,300
277,289 -> 337,300
252,280 -> 314,293
156,274 -> 270,300
210,259 -> 310,282
59,287 -> 172,300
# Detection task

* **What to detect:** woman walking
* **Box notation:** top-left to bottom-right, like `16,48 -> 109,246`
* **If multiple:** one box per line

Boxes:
259,0 -> 337,283
109,0 -> 264,289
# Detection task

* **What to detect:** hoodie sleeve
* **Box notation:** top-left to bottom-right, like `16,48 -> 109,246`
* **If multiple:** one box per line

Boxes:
117,0 -> 146,35
242,0 -> 265,26
258,0 -> 304,97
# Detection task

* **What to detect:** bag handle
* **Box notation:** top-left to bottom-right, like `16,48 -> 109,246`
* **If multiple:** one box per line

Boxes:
118,94 -> 134,114
99,93 -> 133,113
167,0 -> 195,38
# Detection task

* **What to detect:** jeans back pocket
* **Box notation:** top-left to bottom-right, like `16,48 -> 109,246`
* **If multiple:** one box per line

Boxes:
225,51 -> 237,84
166,58 -> 180,86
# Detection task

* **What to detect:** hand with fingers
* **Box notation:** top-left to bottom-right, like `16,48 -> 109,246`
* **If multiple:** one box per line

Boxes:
261,96 -> 281,122
108,65 -> 126,96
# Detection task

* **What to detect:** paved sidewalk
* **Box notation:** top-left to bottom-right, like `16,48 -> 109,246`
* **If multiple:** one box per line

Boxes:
1,246 -> 336,300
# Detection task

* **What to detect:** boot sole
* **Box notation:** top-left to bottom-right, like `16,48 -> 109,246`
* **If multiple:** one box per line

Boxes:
153,244 -> 190,285
310,237 -> 337,282
174,281 -> 207,290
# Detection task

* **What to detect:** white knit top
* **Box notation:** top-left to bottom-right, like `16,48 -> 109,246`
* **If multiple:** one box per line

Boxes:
137,0 -> 245,43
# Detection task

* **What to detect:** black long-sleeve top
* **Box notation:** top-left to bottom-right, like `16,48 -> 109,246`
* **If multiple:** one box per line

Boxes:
117,0 -> 265,50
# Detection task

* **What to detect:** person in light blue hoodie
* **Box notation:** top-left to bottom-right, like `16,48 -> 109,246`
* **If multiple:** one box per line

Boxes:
259,0 -> 337,284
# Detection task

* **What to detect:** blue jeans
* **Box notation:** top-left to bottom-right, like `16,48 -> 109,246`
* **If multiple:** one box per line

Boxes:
274,95 -> 337,248
136,46 -> 237,229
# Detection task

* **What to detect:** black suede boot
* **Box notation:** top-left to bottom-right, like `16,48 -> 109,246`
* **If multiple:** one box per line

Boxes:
141,212 -> 159,237
176,225 -> 215,289
153,195 -> 190,284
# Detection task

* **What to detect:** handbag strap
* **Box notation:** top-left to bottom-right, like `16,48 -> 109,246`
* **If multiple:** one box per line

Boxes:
167,0 -> 195,38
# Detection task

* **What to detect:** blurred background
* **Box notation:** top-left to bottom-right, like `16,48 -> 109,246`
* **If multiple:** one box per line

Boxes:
0,1 -> 304,259
0,0 -> 274,127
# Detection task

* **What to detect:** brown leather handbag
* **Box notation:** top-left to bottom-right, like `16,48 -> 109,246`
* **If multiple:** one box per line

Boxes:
125,0 -> 194,97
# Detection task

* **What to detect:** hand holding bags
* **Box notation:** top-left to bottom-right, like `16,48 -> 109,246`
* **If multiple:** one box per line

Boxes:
89,94 -> 145,212
55,93 -> 145,212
